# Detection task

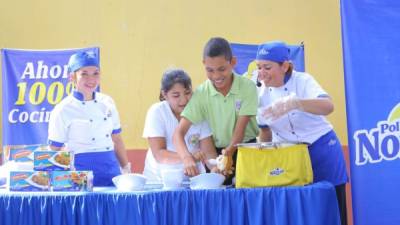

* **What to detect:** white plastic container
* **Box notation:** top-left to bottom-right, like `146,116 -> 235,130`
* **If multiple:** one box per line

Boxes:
160,169 -> 184,190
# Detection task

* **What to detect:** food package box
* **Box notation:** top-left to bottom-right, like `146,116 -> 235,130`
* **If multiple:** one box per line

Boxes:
6,144 -> 48,163
9,171 -> 50,191
34,151 -> 73,171
51,171 -> 93,192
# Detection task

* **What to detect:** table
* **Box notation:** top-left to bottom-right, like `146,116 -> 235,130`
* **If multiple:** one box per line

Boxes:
0,182 -> 340,225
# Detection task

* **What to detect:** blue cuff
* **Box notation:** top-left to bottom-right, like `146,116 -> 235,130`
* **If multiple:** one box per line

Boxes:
258,124 -> 269,128
112,128 -> 122,134
48,140 -> 64,147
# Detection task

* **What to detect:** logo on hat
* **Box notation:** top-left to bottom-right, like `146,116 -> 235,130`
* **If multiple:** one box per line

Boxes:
86,51 -> 96,58
259,49 -> 269,55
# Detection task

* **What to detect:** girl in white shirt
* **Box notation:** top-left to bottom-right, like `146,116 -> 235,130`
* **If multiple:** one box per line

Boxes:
143,68 -> 217,182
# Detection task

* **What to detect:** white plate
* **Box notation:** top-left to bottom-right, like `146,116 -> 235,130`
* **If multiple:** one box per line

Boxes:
26,174 -> 48,189
143,183 -> 163,190
48,153 -> 70,169
190,185 -> 226,190
162,185 -> 187,190
0,177 -> 6,188
116,187 -> 146,192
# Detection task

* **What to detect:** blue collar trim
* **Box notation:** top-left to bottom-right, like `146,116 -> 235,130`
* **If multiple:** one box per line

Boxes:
73,90 -> 96,101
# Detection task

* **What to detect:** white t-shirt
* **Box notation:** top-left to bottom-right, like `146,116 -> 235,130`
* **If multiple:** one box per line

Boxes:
142,101 -> 212,181
257,71 -> 333,144
48,91 -> 121,154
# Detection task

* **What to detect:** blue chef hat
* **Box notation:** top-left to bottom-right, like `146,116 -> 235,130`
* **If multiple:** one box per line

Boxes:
256,41 -> 290,63
68,51 -> 99,73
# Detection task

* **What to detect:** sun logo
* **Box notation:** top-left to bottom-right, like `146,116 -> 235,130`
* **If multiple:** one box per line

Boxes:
244,60 -> 259,85
188,134 -> 200,148
387,103 -> 400,122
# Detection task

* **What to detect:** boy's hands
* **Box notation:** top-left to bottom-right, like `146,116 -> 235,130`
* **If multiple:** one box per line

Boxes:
216,150 -> 234,176
192,151 -> 207,163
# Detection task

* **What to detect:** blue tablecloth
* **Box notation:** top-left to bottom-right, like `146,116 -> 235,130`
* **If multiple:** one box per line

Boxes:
0,182 -> 340,225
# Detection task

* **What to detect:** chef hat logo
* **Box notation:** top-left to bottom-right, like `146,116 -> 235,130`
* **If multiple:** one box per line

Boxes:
258,48 -> 269,56
256,41 -> 289,63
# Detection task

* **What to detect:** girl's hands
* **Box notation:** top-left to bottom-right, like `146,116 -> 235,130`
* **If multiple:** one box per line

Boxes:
182,154 -> 199,177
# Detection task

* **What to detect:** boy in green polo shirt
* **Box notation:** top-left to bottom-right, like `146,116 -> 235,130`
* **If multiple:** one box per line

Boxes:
173,37 -> 259,184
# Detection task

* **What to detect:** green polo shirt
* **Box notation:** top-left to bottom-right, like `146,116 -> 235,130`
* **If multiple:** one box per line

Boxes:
182,74 -> 259,148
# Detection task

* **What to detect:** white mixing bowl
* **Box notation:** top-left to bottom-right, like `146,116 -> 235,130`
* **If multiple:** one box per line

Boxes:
112,173 -> 147,191
190,173 -> 225,189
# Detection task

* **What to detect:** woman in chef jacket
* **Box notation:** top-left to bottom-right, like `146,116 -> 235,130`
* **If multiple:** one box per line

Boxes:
142,68 -> 218,182
48,51 -> 131,186
255,41 -> 348,225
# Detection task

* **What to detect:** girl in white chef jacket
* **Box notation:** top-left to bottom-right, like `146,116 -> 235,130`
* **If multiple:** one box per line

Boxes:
48,51 -> 130,186
255,41 -> 348,225
143,68 -> 218,182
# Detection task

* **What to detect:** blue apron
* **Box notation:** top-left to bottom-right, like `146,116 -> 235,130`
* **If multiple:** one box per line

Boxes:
308,130 -> 348,186
74,150 -> 121,186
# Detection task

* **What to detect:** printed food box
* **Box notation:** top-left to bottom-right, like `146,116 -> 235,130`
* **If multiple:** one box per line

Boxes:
51,171 -> 93,192
9,171 -> 50,191
6,144 -> 48,163
34,151 -> 73,171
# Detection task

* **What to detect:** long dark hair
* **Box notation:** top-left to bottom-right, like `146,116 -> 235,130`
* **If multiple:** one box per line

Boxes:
159,68 -> 192,101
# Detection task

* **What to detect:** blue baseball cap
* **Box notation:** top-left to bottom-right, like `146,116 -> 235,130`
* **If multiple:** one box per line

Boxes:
256,41 -> 290,63
68,51 -> 99,73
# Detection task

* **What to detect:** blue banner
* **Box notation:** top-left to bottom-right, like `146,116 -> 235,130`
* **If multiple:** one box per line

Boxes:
230,42 -> 305,80
2,47 -> 99,146
341,1 -> 400,225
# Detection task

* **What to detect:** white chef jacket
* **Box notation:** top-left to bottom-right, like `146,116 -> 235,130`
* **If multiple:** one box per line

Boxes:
257,71 -> 333,144
48,91 -> 121,154
142,101 -> 212,181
